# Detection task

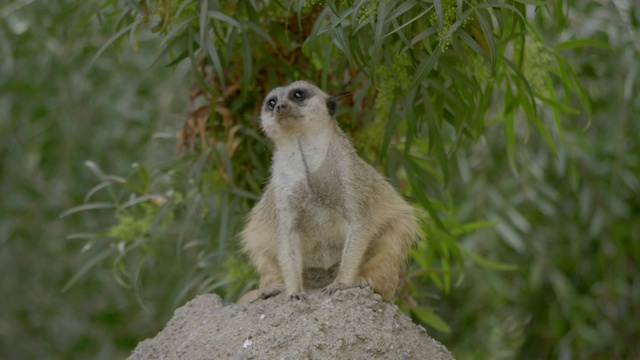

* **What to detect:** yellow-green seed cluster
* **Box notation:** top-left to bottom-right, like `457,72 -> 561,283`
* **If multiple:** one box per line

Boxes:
428,0 -> 471,52
374,52 -> 412,118
522,39 -> 554,96
357,0 -> 380,24
304,0 -> 326,6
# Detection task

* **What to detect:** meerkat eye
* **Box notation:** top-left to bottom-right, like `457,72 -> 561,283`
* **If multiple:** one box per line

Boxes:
267,98 -> 277,110
291,90 -> 305,101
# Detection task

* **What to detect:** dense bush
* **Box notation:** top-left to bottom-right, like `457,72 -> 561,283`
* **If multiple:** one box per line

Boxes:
438,2 -> 640,357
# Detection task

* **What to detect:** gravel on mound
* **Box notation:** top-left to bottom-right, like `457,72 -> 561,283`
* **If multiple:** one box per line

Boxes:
128,287 -> 454,360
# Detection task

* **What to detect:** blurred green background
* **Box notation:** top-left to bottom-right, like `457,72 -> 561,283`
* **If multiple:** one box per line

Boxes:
1,1 -> 638,359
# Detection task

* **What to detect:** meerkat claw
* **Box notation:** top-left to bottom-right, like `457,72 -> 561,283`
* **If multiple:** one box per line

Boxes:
288,292 -> 308,302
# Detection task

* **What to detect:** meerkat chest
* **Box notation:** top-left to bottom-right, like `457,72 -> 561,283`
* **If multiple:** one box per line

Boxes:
271,131 -> 340,197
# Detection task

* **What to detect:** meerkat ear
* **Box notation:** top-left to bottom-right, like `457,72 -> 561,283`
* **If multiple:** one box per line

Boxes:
326,98 -> 337,117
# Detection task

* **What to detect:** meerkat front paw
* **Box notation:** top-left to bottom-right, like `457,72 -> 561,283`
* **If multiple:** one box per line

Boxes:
288,291 -> 308,302
322,277 -> 373,296
321,282 -> 352,296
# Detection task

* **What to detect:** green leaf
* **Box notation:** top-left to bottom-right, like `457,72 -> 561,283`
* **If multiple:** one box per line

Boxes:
137,164 -> 149,193
554,38 -> 610,51
503,86 -> 518,176
117,194 -> 163,211
473,8 -> 496,72
459,247 -> 517,271
243,20 -> 276,48
241,31 -> 252,90
207,10 -> 242,29
62,247 -> 115,292
59,203 -> 115,218
411,307 -> 451,333
411,47 -> 442,87
89,19 -> 141,68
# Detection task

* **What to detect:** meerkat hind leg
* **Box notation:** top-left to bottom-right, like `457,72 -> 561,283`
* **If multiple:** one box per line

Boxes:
358,215 -> 415,301
357,253 -> 402,301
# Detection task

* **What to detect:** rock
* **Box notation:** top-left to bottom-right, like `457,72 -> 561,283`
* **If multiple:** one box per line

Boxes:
128,287 -> 454,360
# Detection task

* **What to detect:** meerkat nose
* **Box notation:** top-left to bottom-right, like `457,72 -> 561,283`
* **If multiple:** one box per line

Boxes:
275,103 -> 289,115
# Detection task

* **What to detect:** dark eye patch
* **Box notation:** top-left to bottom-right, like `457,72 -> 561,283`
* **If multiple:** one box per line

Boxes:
266,97 -> 277,110
290,89 -> 307,102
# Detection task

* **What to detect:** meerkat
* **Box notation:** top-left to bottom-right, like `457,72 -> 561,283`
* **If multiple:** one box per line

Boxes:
238,81 -> 417,303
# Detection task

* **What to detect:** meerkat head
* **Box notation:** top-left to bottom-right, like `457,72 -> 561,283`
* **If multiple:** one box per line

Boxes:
260,80 -> 337,140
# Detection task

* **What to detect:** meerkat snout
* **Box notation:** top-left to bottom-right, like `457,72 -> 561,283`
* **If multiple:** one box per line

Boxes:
275,102 -> 289,115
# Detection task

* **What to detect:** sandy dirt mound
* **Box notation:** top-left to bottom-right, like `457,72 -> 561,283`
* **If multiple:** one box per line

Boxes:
128,287 -> 454,359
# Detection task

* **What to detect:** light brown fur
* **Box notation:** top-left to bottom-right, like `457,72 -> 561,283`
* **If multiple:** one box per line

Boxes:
238,81 -> 417,303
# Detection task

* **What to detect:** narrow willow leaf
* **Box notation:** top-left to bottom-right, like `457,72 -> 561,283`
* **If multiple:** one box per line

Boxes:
231,188 -> 260,200
503,84 -> 518,175
66,233 -> 97,240
554,38 -> 610,51
554,54 -> 592,128
331,25 -> 356,68
187,30 -> 215,94
112,255 -> 131,288
494,219 -> 526,253
151,36 -> 186,67
433,0 -> 443,28
453,220 -> 497,235
385,0 -> 418,24
373,0 -> 387,66
188,147 -> 213,181
431,124 -> 449,186
88,19 -> 140,67
123,0 -> 145,15
133,254 -> 148,308
199,0 -> 209,46
59,203 -> 115,218
174,0 -> 195,19
475,2 -> 525,21
530,105 -> 559,157
117,194 -> 163,211
459,247 -> 518,271
459,30 -> 489,61
160,16 -> 196,48
84,160 -> 106,180
391,18 -> 411,48
473,8 -> 496,72
408,26 -> 437,48
411,307 -> 452,333
243,20 -> 276,48
137,164 -> 149,193
404,158 -> 449,233
511,0 -> 550,4
207,10 -> 242,29
216,142 -> 235,185
504,108 -> 518,176
62,247 -> 115,292
201,29 -> 225,87
538,94 -> 581,115
241,31 -> 252,90
503,56 -> 537,118
83,181 -> 114,203
411,47 -> 442,87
